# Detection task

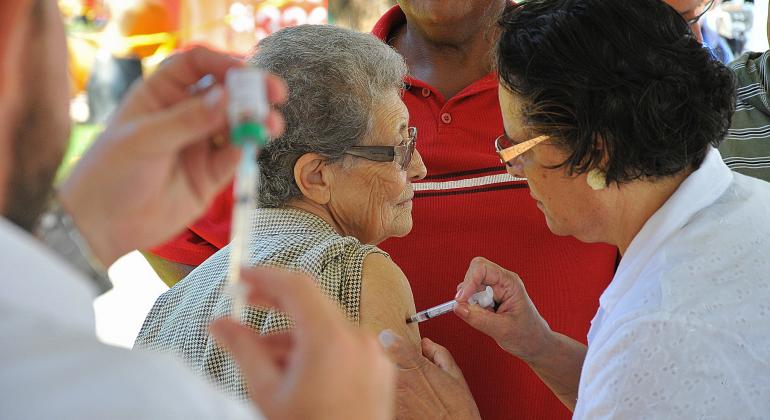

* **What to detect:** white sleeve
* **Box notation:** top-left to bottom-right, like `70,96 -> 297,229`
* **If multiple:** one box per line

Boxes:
573,316 -> 770,419
0,316 -> 262,420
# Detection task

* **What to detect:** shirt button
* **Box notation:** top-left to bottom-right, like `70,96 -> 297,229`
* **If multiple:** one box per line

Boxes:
421,88 -> 431,97
441,112 -> 452,124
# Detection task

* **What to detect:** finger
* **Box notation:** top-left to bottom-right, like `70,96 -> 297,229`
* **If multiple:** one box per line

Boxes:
264,109 -> 286,139
420,338 -> 464,380
457,257 -> 511,303
453,301 -> 508,341
259,332 -> 293,369
239,267 -> 348,348
378,329 -> 422,369
131,85 -> 228,155
209,317 -> 280,400
264,73 -> 289,106
147,46 -> 244,106
202,144 -> 241,198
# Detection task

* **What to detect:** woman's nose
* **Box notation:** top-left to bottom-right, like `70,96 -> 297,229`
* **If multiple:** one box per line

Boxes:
408,149 -> 427,181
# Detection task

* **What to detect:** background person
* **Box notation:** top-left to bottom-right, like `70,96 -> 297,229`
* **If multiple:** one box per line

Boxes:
148,2 -> 620,418
718,5 -> 770,181
0,0 -> 394,418
384,0 -> 770,418
135,24 -> 426,399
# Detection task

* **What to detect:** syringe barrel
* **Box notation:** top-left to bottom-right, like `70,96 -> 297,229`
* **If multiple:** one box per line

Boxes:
424,300 -> 457,319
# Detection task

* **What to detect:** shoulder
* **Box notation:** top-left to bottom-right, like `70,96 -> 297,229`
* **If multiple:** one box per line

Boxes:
360,252 -> 414,312
358,252 -> 419,344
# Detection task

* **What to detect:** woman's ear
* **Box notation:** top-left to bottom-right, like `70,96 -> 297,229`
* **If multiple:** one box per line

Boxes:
294,153 -> 332,205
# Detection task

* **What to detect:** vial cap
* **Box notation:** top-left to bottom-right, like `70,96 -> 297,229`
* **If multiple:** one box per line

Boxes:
231,122 -> 269,147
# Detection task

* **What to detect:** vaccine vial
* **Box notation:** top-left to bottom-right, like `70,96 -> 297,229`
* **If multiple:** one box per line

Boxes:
226,68 -> 270,147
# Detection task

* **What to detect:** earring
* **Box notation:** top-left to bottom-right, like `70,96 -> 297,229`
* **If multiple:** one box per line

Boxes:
586,168 -> 607,190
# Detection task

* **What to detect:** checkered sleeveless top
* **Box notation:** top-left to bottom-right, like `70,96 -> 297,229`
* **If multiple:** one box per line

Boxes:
134,207 -> 385,399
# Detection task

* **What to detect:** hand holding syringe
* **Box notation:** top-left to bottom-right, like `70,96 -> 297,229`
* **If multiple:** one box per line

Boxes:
408,286 -> 495,324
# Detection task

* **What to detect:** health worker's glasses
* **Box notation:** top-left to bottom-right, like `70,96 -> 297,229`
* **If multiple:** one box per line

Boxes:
494,133 -> 549,167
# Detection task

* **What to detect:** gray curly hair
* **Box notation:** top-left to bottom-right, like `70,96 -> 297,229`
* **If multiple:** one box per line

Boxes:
249,24 -> 408,208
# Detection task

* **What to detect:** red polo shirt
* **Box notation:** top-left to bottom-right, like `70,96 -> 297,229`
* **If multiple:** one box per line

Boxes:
152,6 -> 617,419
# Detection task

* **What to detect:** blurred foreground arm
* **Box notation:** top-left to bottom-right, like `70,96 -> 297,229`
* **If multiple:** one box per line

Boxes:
455,257 -> 586,411
58,46 -> 286,267
210,267 -> 396,420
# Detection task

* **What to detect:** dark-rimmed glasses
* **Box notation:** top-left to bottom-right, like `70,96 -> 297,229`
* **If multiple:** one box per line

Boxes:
686,0 -> 714,25
494,133 -> 549,167
344,127 -> 418,171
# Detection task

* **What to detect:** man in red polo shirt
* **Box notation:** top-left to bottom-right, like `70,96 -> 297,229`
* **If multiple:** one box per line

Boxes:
149,2 -> 618,418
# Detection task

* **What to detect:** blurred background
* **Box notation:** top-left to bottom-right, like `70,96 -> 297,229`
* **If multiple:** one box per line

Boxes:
58,0 -> 768,348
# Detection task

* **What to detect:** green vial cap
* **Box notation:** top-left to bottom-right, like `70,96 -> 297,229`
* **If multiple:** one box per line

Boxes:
231,122 -> 269,147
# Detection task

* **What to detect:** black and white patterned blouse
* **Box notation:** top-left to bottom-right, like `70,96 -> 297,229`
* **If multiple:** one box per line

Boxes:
134,207 -> 385,399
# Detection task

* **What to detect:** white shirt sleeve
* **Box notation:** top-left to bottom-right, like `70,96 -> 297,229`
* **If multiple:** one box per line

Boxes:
0,312 -> 261,420
574,315 -> 770,420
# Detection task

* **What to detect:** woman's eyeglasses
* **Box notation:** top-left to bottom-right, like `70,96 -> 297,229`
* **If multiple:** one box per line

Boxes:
686,0 -> 714,25
494,133 -> 549,167
344,127 -> 418,171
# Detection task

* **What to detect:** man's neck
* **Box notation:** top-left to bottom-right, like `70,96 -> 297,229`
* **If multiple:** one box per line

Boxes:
391,17 -> 499,99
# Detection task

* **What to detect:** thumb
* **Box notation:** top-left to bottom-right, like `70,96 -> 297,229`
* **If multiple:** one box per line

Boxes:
454,302 -> 507,342
421,338 -> 464,379
378,329 -> 421,369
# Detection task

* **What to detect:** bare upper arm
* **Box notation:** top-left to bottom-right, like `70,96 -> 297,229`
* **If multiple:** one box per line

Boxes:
140,251 -> 195,288
359,252 -> 420,347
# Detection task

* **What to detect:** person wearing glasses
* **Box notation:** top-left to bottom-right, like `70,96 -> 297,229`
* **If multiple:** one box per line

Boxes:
134,24 -> 426,400
380,0 -> 770,418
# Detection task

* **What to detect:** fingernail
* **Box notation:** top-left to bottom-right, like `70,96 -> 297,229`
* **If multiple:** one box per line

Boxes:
378,329 -> 395,348
455,303 -> 470,318
455,287 -> 464,299
204,85 -> 225,109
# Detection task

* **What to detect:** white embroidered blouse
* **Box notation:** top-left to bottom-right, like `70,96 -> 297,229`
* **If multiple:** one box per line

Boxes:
574,149 -> 770,419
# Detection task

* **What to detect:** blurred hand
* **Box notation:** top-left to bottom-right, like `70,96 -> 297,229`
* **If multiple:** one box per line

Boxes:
59,46 -> 287,266
379,330 -> 480,420
210,267 -> 395,420
454,257 -> 553,362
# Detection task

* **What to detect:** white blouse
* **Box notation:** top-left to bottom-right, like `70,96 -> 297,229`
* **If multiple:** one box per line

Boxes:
574,149 -> 770,419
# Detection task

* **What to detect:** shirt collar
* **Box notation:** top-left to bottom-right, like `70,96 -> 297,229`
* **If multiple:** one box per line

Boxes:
249,207 -> 338,237
600,148 -> 734,313
371,5 -> 405,43
0,217 -> 96,331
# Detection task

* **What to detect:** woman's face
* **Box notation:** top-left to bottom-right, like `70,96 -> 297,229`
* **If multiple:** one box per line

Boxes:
498,86 -> 608,243
327,91 -> 427,244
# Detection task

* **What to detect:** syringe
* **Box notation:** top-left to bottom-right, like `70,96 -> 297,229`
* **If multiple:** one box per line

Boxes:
407,286 -> 495,324
225,68 -> 270,320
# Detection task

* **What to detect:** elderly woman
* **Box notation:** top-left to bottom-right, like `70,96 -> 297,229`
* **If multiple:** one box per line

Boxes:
382,0 -> 770,418
135,24 -> 426,399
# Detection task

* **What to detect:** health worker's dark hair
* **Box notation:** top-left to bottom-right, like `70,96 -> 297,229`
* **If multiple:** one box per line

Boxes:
495,0 -> 735,184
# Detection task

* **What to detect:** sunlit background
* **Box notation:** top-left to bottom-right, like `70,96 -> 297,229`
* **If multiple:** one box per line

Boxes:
58,0 -> 769,348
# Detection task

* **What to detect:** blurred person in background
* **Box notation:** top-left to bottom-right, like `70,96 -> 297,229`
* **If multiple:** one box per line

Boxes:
135,24 -> 426,399
719,1 -> 770,181
0,0 -> 395,418
86,0 -> 174,123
